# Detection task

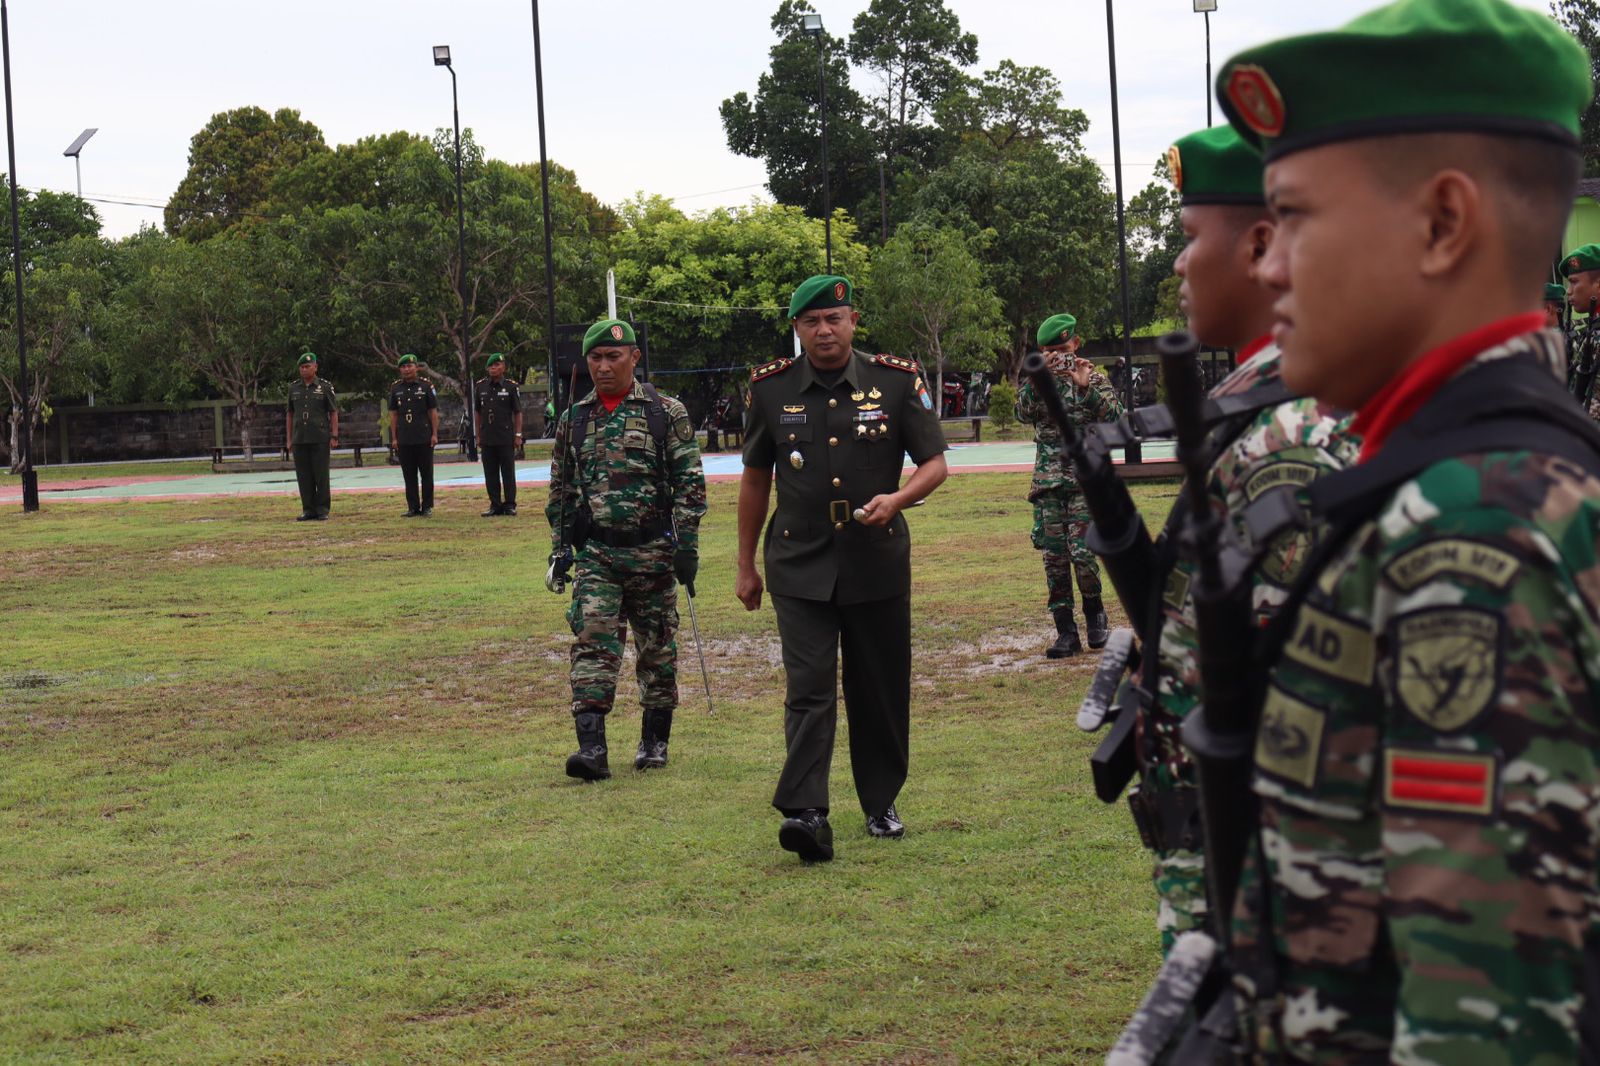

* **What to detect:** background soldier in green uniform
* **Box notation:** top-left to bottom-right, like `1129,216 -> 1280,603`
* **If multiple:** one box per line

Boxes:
1015,314 -> 1122,657
285,352 -> 338,521
388,354 -> 438,517
1208,2 -> 1600,1058
1544,281 -> 1568,332
1561,245 -> 1600,417
736,275 -> 949,862
1132,124 -> 1356,957
545,319 -> 706,781
474,354 -> 522,516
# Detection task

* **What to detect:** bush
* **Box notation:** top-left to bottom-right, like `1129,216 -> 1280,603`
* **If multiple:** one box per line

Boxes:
988,379 -> 1018,432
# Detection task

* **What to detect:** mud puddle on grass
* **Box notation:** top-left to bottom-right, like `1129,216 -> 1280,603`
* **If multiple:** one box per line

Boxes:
934,628 -> 1101,678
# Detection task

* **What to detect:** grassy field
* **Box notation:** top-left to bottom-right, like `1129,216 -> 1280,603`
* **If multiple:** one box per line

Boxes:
1,473 -> 1179,1064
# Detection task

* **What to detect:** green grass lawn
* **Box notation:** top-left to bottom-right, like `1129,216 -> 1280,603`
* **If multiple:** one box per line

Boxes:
1,474 -> 1179,1063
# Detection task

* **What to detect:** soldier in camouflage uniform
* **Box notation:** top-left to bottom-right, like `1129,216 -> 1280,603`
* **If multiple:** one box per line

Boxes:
545,319 -> 707,781
1015,313 -> 1122,657
1131,125 -> 1356,957
1209,2 -> 1600,1058
1561,246 -> 1600,419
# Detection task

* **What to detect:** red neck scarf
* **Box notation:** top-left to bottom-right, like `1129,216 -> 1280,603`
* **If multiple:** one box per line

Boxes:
598,390 -> 629,414
1237,333 -> 1272,369
1352,313 -> 1545,463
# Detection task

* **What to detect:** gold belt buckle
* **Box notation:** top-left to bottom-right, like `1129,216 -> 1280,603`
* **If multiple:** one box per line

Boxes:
829,499 -> 850,526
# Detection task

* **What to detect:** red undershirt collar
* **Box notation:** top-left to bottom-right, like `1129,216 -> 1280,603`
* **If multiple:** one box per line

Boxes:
1351,312 -> 1545,464
597,390 -> 629,413
1237,333 -> 1272,368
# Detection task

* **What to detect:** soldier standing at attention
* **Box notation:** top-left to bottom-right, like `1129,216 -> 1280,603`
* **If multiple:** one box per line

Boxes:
736,275 -> 948,862
545,319 -> 706,780
474,353 -> 522,517
1208,1 -> 1600,1058
1130,124 -> 1356,958
1015,314 -> 1122,657
389,354 -> 438,517
285,352 -> 338,522
1544,282 -> 1568,332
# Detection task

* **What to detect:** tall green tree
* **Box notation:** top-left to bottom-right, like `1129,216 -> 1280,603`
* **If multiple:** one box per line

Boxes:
1553,1 -> 1600,175
164,106 -> 328,240
1126,155 -> 1185,330
936,61 -> 1090,163
721,1 -> 878,224
865,223 -> 1005,406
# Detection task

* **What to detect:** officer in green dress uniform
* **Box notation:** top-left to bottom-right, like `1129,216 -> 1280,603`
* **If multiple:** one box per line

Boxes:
736,275 -> 949,862
474,354 -> 523,516
1197,2 -> 1600,1059
388,354 -> 438,517
285,352 -> 338,521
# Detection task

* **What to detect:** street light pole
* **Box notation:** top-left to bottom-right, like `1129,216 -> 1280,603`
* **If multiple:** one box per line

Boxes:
1105,0 -> 1139,464
435,46 -> 476,460
63,128 -> 96,199
2,0 -> 36,510
530,0 -> 559,413
1195,0 -> 1218,127
802,13 -> 832,273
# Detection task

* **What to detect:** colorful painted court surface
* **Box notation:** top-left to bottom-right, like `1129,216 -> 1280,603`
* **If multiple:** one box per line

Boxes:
0,440 -> 1179,504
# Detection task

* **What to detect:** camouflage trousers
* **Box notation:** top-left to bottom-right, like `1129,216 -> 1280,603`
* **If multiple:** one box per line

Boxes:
565,542 -> 679,717
1030,485 -> 1101,610
1153,847 -> 1207,957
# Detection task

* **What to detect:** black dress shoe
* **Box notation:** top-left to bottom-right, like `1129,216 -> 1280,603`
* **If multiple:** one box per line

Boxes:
503,504 -> 518,516
312,513 -> 329,521
402,509 -> 420,518
296,512 -> 315,522
866,805 -> 905,839
779,809 -> 834,862
482,506 -> 502,517
420,507 -> 433,517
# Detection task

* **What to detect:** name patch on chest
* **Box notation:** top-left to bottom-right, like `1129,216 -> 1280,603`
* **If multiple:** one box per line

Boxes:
1384,538 -> 1520,592
779,413 -> 807,424
1281,603 -> 1375,686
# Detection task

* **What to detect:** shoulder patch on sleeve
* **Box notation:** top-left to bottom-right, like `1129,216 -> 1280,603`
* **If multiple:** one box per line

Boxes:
672,416 -> 694,443
1388,606 -> 1504,733
1383,538 -> 1521,592
1383,748 -> 1497,817
874,354 -> 918,373
751,357 -> 796,383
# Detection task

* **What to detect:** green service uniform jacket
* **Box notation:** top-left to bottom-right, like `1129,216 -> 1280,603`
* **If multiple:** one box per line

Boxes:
742,349 -> 947,605
475,376 -> 521,446
388,378 -> 437,445
288,377 -> 337,444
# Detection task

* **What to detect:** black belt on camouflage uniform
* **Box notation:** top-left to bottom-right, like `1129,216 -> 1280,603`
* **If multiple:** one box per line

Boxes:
587,520 -> 670,548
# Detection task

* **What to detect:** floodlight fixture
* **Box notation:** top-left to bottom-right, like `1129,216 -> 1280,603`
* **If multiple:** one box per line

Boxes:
801,12 -> 823,36
1193,0 -> 1218,12
433,45 -> 452,67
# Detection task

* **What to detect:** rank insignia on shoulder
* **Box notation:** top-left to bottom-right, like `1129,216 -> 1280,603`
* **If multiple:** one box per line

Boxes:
874,354 -> 917,373
751,358 -> 796,383
1382,748 -> 1496,817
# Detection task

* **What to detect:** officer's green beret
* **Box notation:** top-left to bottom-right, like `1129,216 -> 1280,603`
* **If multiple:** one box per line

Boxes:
581,320 -> 637,356
485,352 -> 506,367
1168,125 -> 1263,206
1546,282 -> 1568,303
298,353 -> 317,366
1562,244 -> 1600,277
398,354 -> 417,366
1036,314 -> 1078,347
1217,0 -> 1593,162
788,275 -> 853,319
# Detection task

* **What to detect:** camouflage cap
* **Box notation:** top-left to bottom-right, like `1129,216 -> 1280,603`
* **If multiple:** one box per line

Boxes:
582,320 -> 637,356
1037,314 -> 1078,347
788,275 -> 853,319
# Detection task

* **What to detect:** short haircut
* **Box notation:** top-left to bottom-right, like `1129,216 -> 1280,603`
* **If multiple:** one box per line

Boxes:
1355,132 -> 1580,283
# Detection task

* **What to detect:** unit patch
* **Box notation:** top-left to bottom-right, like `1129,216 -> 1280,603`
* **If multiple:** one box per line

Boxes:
1389,607 -> 1504,733
1163,566 -> 1192,612
1255,687 -> 1326,789
1282,603 -> 1375,686
1384,538 -> 1520,592
1383,748 -> 1496,817
673,416 -> 694,443
1243,461 -> 1320,587
1226,64 -> 1286,138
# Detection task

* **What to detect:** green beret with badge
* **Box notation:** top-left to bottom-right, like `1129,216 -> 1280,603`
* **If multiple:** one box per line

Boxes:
1562,243 -> 1600,277
1217,0 -> 1593,162
1037,314 -> 1078,348
1168,125 -> 1264,205
1546,282 -> 1568,302
582,319 -> 637,355
485,352 -> 506,367
298,353 -> 317,366
398,353 -> 417,366
787,275 -> 854,319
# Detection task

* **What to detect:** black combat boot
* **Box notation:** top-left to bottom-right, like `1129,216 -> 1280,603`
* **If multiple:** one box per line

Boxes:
778,809 -> 834,862
565,711 -> 611,781
1083,597 -> 1110,650
1047,607 -> 1082,659
635,708 -> 671,770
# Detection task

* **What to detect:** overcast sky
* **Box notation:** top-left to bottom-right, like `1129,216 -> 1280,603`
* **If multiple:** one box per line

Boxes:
4,0 -> 1554,240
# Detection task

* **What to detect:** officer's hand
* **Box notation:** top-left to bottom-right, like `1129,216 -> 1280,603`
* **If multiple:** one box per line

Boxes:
429,433 -> 437,447
673,549 -> 698,598
856,493 -> 900,528
1067,358 -> 1096,389
736,564 -> 764,611
545,548 -> 573,593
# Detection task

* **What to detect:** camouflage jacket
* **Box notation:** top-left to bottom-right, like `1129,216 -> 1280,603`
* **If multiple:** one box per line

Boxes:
545,381 -> 707,556
1232,329 -> 1600,1061
1014,362 -> 1122,494
1143,345 -> 1357,789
